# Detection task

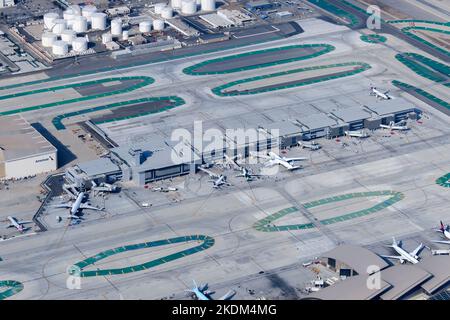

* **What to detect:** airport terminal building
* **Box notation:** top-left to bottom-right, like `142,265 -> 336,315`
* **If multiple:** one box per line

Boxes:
0,115 -> 57,180
309,245 -> 450,300
70,98 -> 421,186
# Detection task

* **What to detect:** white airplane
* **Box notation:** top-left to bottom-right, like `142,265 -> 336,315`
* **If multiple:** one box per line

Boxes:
250,151 -> 306,171
236,167 -> 262,181
344,130 -> 370,138
298,141 -> 321,151
186,280 -> 235,301
381,237 -> 423,264
210,175 -> 230,188
53,192 -> 104,216
198,167 -> 230,189
6,216 -> 33,233
153,186 -> 178,192
370,86 -> 391,100
92,182 -> 118,193
380,121 -> 409,131
432,221 -> 450,245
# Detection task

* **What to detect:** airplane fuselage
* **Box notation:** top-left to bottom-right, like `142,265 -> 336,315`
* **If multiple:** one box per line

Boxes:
392,245 -> 419,264
71,192 -> 85,215
7,216 -> 23,232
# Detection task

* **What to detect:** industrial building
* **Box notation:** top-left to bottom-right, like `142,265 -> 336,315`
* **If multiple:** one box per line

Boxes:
309,245 -> 450,300
0,115 -> 57,180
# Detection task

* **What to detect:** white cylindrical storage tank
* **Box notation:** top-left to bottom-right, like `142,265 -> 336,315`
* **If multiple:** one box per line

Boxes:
41,32 -> 57,47
181,0 -> 197,15
63,8 -> 77,28
171,0 -> 182,9
201,0 -> 215,11
61,29 -> 76,43
52,19 -> 67,35
161,6 -> 173,19
154,3 -> 166,14
82,5 -> 97,22
72,16 -> 88,33
44,12 -> 59,30
102,33 -> 113,44
91,12 -> 107,30
153,19 -> 165,31
67,4 -> 81,16
52,40 -> 68,55
72,37 -> 88,52
111,18 -> 122,36
139,20 -> 152,33
122,30 -> 129,41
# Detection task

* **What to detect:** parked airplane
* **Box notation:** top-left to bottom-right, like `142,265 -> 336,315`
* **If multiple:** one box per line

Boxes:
53,192 -> 104,215
432,221 -> 450,245
198,167 -> 230,189
370,86 -> 391,100
380,121 -> 409,131
344,130 -> 370,138
6,216 -> 33,233
236,167 -> 261,181
186,280 -> 235,301
298,141 -> 321,150
153,186 -> 178,192
381,237 -> 423,264
92,182 -> 118,193
210,175 -> 230,188
250,151 -> 307,171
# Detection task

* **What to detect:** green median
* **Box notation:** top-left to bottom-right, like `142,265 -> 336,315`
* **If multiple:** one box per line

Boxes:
0,76 -> 154,116
183,44 -> 336,75
0,280 -> 24,300
253,190 -> 404,232
212,62 -> 371,96
52,96 -> 185,130
68,235 -> 215,277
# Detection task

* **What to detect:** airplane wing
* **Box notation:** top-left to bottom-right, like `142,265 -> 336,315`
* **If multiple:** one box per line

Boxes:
431,240 -> 450,245
278,160 -> 300,170
250,152 -> 270,160
409,243 -> 423,257
284,157 -> 307,162
380,255 -> 403,261
219,290 -> 236,300
52,203 -> 72,209
79,204 -> 103,211
18,220 -> 33,224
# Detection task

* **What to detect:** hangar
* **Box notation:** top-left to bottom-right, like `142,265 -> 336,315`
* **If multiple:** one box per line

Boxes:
0,115 -> 57,180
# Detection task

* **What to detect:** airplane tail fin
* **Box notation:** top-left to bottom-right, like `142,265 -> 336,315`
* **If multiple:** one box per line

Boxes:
440,221 -> 445,232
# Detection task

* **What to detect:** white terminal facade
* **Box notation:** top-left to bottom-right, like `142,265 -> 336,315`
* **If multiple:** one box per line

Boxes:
0,115 -> 57,179
0,0 -> 14,8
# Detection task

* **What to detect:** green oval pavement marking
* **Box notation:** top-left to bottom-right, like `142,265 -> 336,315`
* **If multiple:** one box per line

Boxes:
212,62 -> 371,96
0,280 -> 24,300
253,191 -> 404,232
392,80 -> 450,110
360,34 -> 387,43
68,235 -> 215,277
436,173 -> 450,188
0,76 -> 155,116
52,96 -> 186,130
307,0 -> 360,27
183,44 -> 336,75
387,21 -> 450,57
395,53 -> 450,84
